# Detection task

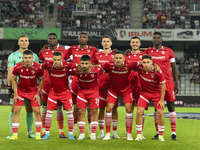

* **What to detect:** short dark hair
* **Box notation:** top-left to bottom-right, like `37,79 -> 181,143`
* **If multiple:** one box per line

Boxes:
53,51 -> 62,56
131,36 -> 141,42
115,50 -> 124,55
48,33 -> 57,38
23,50 -> 33,55
18,35 -> 28,41
79,32 -> 87,37
81,55 -> 91,61
102,35 -> 112,41
153,32 -> 162,37
142,54 -> 152,60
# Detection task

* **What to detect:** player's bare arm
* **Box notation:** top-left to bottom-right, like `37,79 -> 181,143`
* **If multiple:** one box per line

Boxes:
12,76 -> 20,104
157,82 -> 166,110
33,77 -> 44,105
152,63 -> 160,72
171,62 -> 179,94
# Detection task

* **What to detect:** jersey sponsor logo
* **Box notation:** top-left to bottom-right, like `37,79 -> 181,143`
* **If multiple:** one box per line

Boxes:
75,54 -> 83,57
99,60 -> 109,63
50,73 -> 67,77
161,51 -> 165,55
20,75 -> 35,79
112,70 -> 128,74
45,58 -> 53,61
79,79 -> 94,82
140,74 -> 153,82
152,56 -> 165,59
31,70 -> 35,74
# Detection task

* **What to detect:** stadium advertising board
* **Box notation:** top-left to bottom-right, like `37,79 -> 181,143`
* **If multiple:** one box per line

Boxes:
174,29 -> 200,41
4,28 -> 61,39
117,29 -> 173,41
61,29 -> 117,40
0,28 -> 3,39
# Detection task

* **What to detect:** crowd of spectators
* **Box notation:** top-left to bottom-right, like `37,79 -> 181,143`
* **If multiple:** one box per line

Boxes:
142,0 -> 200,29
176,49 -> 200,84
57,0 -> 131,29
0,0 -> 45,28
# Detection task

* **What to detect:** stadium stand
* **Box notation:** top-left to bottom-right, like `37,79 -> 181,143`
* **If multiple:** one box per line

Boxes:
0,0 -> 45,28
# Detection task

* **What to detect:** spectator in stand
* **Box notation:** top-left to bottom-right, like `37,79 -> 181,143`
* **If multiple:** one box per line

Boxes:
72,18 -> 76,29
48,3 -> 54,20
194,59 -> 199,68
190,76 -> 195,84
185,65 -> 190,74
58,0 -> 64,6
185,19 -> 190,29
194,19 -> 199,29
142,15 -> 147,29
75,19 -> 81,29
1,81 -> 6,89
157,22 -> 162,29
161,18 -> 166,29
166,16 -> 172,29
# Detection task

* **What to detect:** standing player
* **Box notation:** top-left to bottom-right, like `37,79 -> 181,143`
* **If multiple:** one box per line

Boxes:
39,33 -> 70,138
94,35 -> 120,139
71,55 -> 104,140
67,32 -> 98,137
41,51 -> 76,140
10,50 -> 44,140
123,36 -> 145,139
7,35 -> 39,139
135,54 -> 166,141
144,32 -> 179,140
101,51 -> 139,141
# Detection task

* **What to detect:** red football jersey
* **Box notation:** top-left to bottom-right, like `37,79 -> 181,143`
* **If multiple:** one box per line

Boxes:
67,45 -> 98,64
41,61 -> 76,93
71,66 -> 104,89
101,60 -> 138,93
94,51 -> 115,89
144,46 -> 175,81
136,65 -> 165,93
39,46 -> 70,82
12,62 -> 44,93
125,51 -> 144,87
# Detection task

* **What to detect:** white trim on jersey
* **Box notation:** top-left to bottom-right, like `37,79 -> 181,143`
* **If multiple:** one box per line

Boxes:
108,90 -> 117,99
71,89 -> 77,95
48,97 -> 57,104
42,89 -> 49,94
18,96 -> 25,101
77,96 -> 87,103
160,80 -> 165,84
99,97 -> 107,101
140,95 -> 150,103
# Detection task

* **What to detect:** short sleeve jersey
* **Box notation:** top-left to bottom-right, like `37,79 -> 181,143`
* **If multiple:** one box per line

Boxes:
94,51 -> 115,89
12,62 -> 44,93
101,60 -> 138,93
135,65 -> 165,93
39,46 -> 70,82
41,61 -> 76,93
67,45 -> 98,64
71,66 -> 104,89
8,50 -> 39,67
125,51 -> 144,87
144,46 -> 175,81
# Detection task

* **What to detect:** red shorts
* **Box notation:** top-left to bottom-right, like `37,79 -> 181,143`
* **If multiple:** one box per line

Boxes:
107,87 -> 133,105
132,86 -> 141,105
99,88 -> 118,108
47,89 -> 72,110
14,90 -> 40,107
137,92 -> 161,110
71,76 -> 79,104
42,81 -> 51,102
77,89 -> 99,109
165,80 -> 175,102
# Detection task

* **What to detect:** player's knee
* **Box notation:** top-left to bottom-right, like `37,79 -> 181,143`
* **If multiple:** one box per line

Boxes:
106,106 -> 113,113
33,109 -> 41,117
157,109 -> 164,118
126,107 -> 132,113
137,109 -> 143,117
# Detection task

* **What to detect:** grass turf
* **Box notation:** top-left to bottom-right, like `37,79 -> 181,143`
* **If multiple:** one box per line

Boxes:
0,106 -> 199,150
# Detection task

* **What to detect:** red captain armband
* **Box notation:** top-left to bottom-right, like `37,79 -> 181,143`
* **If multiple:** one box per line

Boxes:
36,90 -> 40,95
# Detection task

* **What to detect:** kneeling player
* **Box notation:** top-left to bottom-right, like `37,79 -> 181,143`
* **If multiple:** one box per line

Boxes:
135,55 -> 166,141
41,51 -> 76,140
10,50 -> 44,140
71,55 -> 104,140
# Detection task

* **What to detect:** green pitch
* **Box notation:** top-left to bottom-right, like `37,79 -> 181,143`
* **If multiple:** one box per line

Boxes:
0,106 -> 199,150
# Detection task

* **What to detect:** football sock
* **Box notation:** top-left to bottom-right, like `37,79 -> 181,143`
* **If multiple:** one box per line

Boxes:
158,125 -> 165,136
12,123 -> 19,135
136,125 -> 142,135
78,122 -> 85,134
67,111 -> 74,133
57,106 -> 64,134
45,110 -> 53,133
26,112 -> 33,132
9,112 -> 13,133
169,111 -> 176,134
98,119 -> 104,131
105,113 -> 112,134
41,106 -> 47,132
112,119 -> 118,133
126,113 -> 133,134
35,122 -> 42,135
154,111 -> 158,133
91,121 -> 98,134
